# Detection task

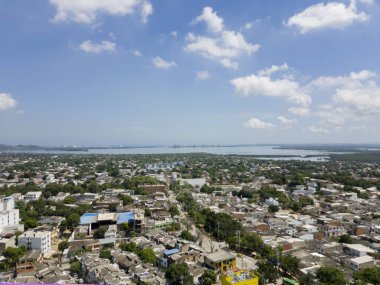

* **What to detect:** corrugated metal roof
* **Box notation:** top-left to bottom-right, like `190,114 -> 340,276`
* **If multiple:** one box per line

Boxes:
117,212 -> 134,224
80,213 -> 97,225
164,248 -> 180,256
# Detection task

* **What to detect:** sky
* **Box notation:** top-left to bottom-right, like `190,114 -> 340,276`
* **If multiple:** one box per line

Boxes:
0,0 -> 380,146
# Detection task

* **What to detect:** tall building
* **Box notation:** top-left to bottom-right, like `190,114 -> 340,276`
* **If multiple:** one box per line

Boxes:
18,230 -> 52,253
0,196 -> 20,234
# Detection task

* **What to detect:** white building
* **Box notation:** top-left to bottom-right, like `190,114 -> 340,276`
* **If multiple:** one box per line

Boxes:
349,255 -> 375,271
344,244 -> 375,257
18,230 -> 51,253
47,192 -> 70,202
24,191 -> 42,202
179,178 -> 206,188
0,196 -> 20,234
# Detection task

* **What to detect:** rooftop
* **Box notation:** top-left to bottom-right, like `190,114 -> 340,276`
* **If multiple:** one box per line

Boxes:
206,250 -> 235,263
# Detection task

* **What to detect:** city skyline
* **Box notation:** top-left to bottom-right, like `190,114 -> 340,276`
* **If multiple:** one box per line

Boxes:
1,0 -> 380,145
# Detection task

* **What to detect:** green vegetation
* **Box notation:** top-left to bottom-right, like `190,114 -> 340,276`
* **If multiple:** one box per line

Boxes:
165,262 -> 193,285
138,247 -> 157,264
201,270 -> 217,285
316,266 -> 347,285
0,246 -> 27,271
99,248 -> 112,261
353,266 -> 380,285
338,234 -> 353,244
179,230 -> 196,241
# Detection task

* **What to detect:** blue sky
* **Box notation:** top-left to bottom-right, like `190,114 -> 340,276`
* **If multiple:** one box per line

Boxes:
0,0 -> 380,145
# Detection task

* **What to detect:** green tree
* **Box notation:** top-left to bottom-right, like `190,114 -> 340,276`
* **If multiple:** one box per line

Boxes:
66,213 -> 81,230
120,242 -> 137,253
165,262 -> 193,285
268,205 -> 279,213
70,261 -> 81,276
353,266 -> 380,285
99,249 -> 112,261
257,260 -> 279,283
24,218 -> 38,230
338,234 -> 353,244
169,205 -> 180,217
121,222 -> 129,231
93,226 -> 108,239
316,266 -> 347,285
201,269 -> 217,285
58,240 -> 69,251
280,254 -> 300,275
138,247 -> 157,264
180,230 -> 196,241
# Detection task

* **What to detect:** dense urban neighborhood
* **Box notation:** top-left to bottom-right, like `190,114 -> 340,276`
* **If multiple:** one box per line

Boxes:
0,153 -> 380,285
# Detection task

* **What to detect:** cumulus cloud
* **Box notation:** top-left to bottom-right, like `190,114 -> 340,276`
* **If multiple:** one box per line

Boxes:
152,57 -> 176,69
191,6 -> 224,33
245,22 -> 254,30
185,7 -> 259,69
277,116 -> 296,125
258,63 -> 289,77
288,107 -> 310,116
0,93 -> 17,111
231,73 -> 311,106
132,49 -> 143,56
50,0 -> 153,24
310,69 -> 380,131
79,40 -> 116,53
140,1 -> 153,23
287,0 -> 370,33
243,118 -> 274,129
196,71 -> 210,80
309,126 -> 329,134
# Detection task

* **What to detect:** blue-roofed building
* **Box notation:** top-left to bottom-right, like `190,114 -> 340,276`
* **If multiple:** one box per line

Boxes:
80,213 -> 97,225
117,212 -> 134,224
161,248 -> 181,268
164,248 -> 180,257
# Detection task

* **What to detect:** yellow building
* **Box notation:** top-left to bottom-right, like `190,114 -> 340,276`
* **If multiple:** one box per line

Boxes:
221,270 -> 259,285
204,250 -> 237,273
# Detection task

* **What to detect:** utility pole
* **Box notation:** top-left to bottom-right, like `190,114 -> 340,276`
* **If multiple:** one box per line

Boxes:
217,221 -> 220,241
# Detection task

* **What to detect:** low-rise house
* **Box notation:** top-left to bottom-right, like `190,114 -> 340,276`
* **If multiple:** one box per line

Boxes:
204,250 -> 236,273
349,255 -> 375,271
24,191 -> 42,202
343,244 -> 375,257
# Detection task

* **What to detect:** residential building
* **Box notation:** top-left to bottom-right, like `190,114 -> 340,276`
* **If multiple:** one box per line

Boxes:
204,250 -> 236,273
18,230 -> 52,253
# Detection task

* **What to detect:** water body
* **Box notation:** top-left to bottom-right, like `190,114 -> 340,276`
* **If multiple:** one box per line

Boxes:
5,145 -> 333,161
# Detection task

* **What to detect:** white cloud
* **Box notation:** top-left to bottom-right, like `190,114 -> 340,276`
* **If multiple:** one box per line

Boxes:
243,118 -> 274,129
191,6 -> 224,33
231,74 -> 311,106
170,31 -> 178,38
315,110 -> 345,125
132,49 -> 142,56
50,0 -> 153,24
79,40 -> 116,53
196,71 -> 210,80
349,125 -> 366,132
287,0 -> 369,33
258,63 -> 289,77
288,107 -> 310,116
245,22 -> 254,30
309,70 -> 375,88
185,7 -> 259,69
152,57 -> 176,69
0,93 -> 17,111
277,116 -> 296,125
309,126 -> 329,134
141,1 -> 153,23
